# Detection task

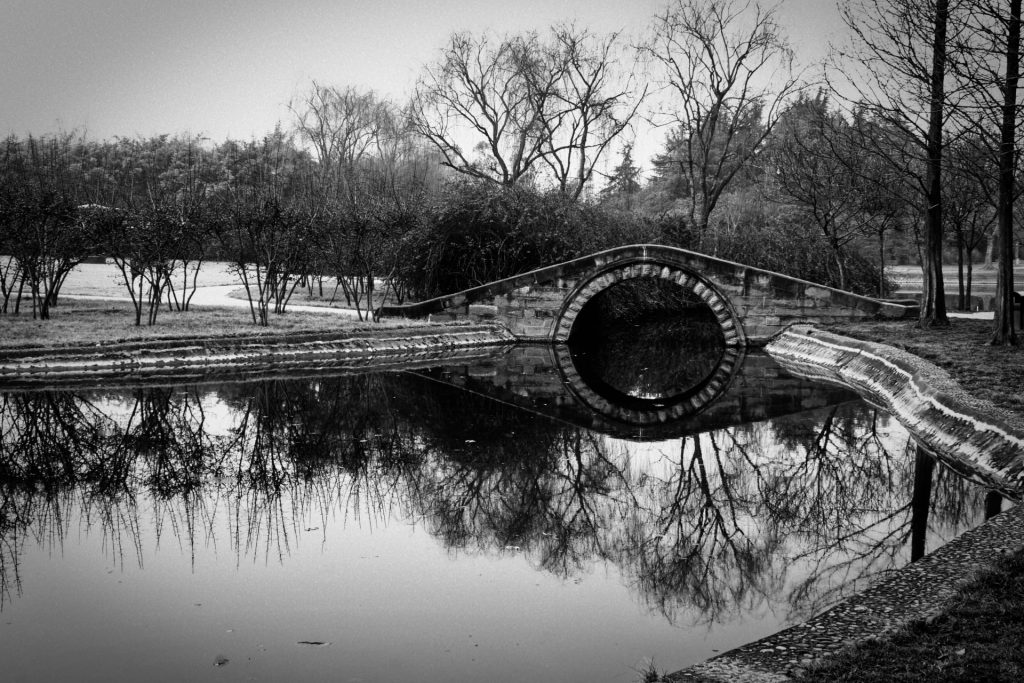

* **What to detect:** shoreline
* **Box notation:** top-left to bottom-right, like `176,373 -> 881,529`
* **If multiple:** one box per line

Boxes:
0,322 -> 516,389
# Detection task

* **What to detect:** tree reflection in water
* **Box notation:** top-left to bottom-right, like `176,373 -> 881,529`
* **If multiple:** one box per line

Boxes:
0,368 -> 1002,628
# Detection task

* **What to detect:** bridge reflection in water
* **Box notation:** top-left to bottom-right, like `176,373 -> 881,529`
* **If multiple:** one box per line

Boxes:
414,346 -> 859,442
0,332 -> 1005,682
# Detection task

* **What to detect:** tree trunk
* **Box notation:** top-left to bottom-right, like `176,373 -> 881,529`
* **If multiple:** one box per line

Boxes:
967,256 -> 975,310
920,0 -> 949,327
15,272 -> 26,313
992,0 -> 1021,345
957,241 -> 966,310
697,203 -> 712,254
834,246 -> 847,291
879,231 -> 887,298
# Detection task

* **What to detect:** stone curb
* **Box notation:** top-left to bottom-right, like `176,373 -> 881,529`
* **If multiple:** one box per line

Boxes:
0,323 -> 516,388
0,322 -> 489,360
665,325 -> 1024,682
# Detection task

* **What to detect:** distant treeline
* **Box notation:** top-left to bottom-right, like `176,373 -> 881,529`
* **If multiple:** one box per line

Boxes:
0,119 -> 891,328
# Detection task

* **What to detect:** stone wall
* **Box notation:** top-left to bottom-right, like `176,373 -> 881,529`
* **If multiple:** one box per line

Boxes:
716,269 -> 914,344
422,282 -> 575,340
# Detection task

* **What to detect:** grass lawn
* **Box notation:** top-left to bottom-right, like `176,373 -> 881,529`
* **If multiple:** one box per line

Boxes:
831,319 -> 1024,413
795,318 -> 1024,682
796,551 -> 1024,682
0,298 -> 427,350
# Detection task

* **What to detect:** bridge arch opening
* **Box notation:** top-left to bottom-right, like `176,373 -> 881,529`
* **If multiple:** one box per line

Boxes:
565,276 -> 730,411
552,262 -> 746,422
553,261 -> 744,346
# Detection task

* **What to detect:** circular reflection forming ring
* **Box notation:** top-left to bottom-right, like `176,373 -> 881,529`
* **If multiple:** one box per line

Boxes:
554,344 -> 746,426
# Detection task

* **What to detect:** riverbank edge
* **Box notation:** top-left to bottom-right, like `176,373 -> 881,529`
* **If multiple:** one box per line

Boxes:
667,325 -> 1024,683
768,326 -> 1024,496
0,322 -> 517,387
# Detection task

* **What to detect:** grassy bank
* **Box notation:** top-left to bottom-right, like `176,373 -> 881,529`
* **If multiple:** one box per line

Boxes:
795,318 -> 1024,682
832,319 -> 1024,413
0,298 -> 423,351
796,550 -> 1024,682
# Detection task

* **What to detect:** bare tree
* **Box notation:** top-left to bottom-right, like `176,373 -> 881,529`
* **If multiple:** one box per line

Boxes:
944,135 -> 998,310
214,132 -> 316,326
362,102 -> 447,204
88,136 -> 219,326
639,0 -> 802,243
0,134 -> 93,319
832,0 -> 966,326
410,28 -> 640,198
953,0 -> 1022,343
530,26 -> 645,200
97,207 -> 177,326
992,0 -> 1021,345
767,93 -> 903,290
290,82 -> 391,200
410,32 -> 547,187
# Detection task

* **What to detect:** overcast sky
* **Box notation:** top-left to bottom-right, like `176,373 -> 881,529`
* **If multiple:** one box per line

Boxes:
2,0 -> 844,166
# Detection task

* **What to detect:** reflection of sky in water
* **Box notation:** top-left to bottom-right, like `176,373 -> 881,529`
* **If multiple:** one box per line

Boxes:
568,302 -> 724,404
0,369 -> 1004,682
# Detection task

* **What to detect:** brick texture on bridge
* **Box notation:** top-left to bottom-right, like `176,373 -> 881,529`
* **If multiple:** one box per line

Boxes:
379,245 -> 918,346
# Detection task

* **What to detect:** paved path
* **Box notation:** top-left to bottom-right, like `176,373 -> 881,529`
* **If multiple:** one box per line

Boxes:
63,285 -> 365,318
58,261 -> 367,318
180,284 -> 365,317
949,311 -> 995,319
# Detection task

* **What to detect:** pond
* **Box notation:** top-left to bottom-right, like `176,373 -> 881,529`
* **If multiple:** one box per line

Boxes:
0,331 -> 1008,681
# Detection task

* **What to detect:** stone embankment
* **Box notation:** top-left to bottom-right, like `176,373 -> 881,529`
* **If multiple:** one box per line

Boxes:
0,323 -> 515,389
667,325 -> 1024,682
766,326 -> 1024,497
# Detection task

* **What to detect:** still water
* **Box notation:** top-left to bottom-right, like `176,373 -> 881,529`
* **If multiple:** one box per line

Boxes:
0,344 -> 1005,682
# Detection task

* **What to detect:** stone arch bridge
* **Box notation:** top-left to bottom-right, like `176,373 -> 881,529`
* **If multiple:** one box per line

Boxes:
379,244 -> 917,346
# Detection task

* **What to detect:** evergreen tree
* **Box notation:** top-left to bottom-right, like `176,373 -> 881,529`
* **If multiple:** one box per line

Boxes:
600,144 -> 642,209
